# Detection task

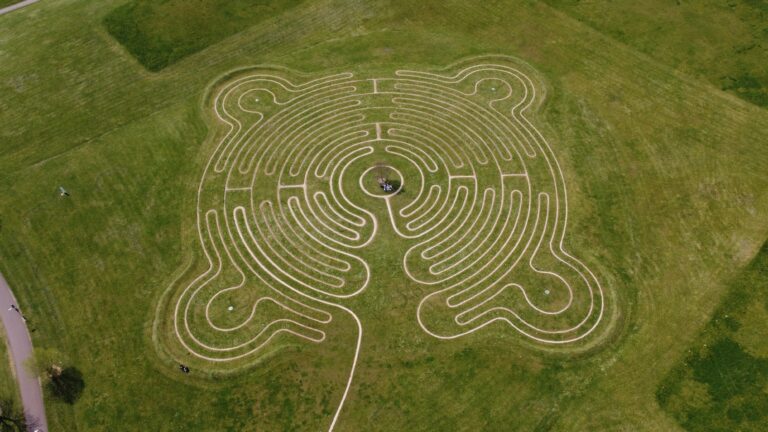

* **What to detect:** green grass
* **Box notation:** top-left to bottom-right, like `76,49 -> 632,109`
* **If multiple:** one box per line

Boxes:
0,0 -> 21,9
104,0 -> 305,71
657,241 -> 768,431
545,0 -> 768,107
0,0 -> 767,431
0,328 -> 20,405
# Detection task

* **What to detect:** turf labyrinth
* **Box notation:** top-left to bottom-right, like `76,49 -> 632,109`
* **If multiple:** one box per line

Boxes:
157,57 -> 610,430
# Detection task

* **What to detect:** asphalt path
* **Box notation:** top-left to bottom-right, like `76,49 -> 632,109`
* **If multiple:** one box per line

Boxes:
0,271 -> 48,431
0,0 -> 39,16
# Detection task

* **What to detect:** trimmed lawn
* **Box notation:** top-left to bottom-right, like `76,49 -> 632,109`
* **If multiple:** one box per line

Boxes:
0,327 -> 20,405
0,0 -> 766,430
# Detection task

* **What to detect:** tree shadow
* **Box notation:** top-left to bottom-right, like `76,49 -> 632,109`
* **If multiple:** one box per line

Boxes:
389,179 -> 404,195
49,367 -> 85,405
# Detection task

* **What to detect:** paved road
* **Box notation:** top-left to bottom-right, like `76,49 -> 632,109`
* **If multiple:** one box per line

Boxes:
0,0 -> 39,16
0,271 -> 48,431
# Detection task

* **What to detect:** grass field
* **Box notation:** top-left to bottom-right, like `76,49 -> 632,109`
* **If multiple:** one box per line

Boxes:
0,0 -> 767,431
0,0 -> 21,9
153,57 -> 616,430
657,240 -> 768,431
0,327 -> 21,405
104,0 -> 305,71
545,0 -> 768,107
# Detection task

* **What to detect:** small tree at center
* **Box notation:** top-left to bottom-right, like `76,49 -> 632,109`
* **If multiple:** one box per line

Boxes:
25,347 -> 85,405
25,347 -> 64,377
373,162 -> 392,186
373,162 -> 400,193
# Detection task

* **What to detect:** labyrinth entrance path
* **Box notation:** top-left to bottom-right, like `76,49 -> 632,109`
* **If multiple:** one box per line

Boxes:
155,57 -> 611,431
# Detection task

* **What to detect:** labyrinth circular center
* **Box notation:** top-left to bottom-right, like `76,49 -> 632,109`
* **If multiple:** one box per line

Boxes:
358,164 -> 404,198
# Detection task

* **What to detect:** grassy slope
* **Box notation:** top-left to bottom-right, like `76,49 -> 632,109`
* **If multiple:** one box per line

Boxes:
545,0 -> 768,107
0,0 -> 767,430
0,0 -> 20,9
0,327 -> 21,405
104,0 -> 305,71
657,241 -> 768,431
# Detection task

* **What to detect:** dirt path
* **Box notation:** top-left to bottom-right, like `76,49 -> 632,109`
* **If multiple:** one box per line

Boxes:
0,0 -> 39,16
0,272 -> 48,431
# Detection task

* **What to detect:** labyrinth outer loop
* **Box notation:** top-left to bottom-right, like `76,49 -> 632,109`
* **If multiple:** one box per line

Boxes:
162,58 -> 608,431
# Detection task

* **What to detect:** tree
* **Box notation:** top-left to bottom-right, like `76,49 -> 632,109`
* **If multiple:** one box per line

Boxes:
373,162 -> 392,185
0,398 -> 26,432
25,347 -> 85,404
24,347 -> 65,379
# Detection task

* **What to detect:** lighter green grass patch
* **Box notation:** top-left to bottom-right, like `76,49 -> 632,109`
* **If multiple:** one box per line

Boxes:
734,300 -> 768,358
0,328 -> 20,405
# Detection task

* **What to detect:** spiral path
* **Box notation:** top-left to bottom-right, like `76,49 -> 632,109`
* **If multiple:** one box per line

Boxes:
164,58 -> 606,430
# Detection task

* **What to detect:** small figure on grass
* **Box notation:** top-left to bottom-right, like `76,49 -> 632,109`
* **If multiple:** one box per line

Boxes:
373,162 -> 401,195
179,364 -> 190,374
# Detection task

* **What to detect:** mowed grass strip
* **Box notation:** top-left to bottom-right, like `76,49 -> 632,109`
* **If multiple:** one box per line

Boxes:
657,241 -> 768,432
544,0 -> 768,108
104,0 -> 304,71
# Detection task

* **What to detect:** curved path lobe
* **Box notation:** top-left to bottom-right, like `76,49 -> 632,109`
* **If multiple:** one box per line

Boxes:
0,271 -> 48,431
